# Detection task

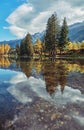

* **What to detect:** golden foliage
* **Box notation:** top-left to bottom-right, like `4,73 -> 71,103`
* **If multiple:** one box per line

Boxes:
80,41 -> 84,49
0,44 -> 10,55
67,41 -> 84,51
34,39 -> 43,53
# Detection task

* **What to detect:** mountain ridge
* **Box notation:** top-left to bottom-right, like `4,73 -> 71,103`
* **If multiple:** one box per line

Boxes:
69,21 -> 84,42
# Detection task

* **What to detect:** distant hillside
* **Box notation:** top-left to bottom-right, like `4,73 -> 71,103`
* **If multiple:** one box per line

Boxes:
32,31 -> 45,43
0,32 -> 45,48
69,21 -> 84,42
0,21 -> 84,47
0,39 -> 21,48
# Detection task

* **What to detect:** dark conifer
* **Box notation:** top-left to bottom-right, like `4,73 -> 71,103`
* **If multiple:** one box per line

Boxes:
58,17 -> 68,54
45,12 -> 60,57
25,33 -> 34,57
20,33 -> 34,57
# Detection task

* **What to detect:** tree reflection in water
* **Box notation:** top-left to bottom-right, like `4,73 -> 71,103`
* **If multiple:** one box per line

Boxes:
2,57 -> 84,97
42,60 -> 68,96
0,57 -> 10,67
18,60 -> 33,78
16,60 -> 70,96
16,59 -> 43,78
33,60 -> 43,73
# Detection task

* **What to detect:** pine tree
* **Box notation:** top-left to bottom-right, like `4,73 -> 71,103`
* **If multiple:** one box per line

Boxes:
20,33 -> 34,57
25,33 -> 34,57
58,17 -> 68,54
45,12 -> 60,57
20,39 -> 27,56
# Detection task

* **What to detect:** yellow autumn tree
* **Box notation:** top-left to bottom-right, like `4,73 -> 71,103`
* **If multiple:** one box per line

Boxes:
77,42 -> 81,50
66,42 -> 79,51
66,42 -> 73,50
0,44 -> 10,55
80,41 -> 84,50
4,44 -> 10,54
72,42 -> 79,50
34,39 -> 43,54
0,44 -> 5,55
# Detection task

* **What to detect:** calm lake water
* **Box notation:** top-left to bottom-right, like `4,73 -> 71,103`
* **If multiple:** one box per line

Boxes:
0,57 -> 84,130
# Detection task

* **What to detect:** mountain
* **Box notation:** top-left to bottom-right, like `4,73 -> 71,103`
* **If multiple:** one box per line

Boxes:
0,32 -> 45,48
32,31 -> 45,43
0,39 -> 21,48
69,21 -> 84,42
0,21 -> 84,47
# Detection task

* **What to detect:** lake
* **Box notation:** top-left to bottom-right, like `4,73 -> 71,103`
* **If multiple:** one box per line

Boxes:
0,57 -> 84,130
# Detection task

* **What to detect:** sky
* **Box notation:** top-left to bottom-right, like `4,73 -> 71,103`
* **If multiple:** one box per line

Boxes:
0,0 -> 84,41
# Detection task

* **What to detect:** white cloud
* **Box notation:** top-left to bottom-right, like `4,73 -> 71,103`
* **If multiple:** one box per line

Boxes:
4,26 -> 27,38
5,0 -> 84,38
29,11 -> 52,33
6,3 -> 33,25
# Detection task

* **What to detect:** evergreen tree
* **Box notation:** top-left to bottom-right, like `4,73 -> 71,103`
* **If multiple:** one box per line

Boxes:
25,33 -> 34,57
58,17 -> 68,54
20,33 -> 34,57
20,39 -> 27,56
45,12 -> 60,57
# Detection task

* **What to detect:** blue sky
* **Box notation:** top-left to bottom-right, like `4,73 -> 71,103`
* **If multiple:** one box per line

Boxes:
0,0 -> 25,41
0,0 -> 84,41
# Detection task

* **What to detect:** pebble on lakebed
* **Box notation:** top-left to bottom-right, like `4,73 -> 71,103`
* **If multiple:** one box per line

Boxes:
3,98 -> 84,130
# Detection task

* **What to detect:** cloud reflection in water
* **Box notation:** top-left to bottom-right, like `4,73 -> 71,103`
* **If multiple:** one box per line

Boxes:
7,74 -> 84,105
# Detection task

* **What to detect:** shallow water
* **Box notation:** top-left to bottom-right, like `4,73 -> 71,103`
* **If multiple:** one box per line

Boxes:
0,57 -> 84,130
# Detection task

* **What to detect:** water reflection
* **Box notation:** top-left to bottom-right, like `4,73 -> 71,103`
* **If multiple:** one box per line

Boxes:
0,69 -> 25,129
42,61 -> 68,96
0,57 -> 10,68
34,60 -> 43,73
0,58 -> 84,129
1,57 -> 84,73
15,59 -> 84,97
1,57 -> 84,96
18,61 -> 33,78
